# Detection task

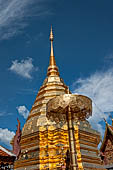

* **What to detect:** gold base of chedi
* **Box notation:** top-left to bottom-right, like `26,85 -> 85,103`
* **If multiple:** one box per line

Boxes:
14,27 -> 105,170
14,121 -> 105,170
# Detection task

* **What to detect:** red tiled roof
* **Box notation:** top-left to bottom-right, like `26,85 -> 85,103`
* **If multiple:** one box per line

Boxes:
0,145 -> 15,157
0,149 -> 10,157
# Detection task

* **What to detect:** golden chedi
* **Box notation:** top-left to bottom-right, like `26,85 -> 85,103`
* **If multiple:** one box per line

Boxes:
14,27 -> 105,170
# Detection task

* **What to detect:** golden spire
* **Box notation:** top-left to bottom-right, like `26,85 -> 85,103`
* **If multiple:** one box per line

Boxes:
50,25 -> 54,57
47,26 -> 59,76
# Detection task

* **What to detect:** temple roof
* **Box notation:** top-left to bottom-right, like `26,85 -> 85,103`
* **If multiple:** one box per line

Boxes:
0,145 -> 15,157
100,120 -> 113,152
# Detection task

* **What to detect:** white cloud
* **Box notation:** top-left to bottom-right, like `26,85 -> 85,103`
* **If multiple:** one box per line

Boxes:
72,69 -> 113,136
17,105 -> 29,119
0,0 -> 51,40
9,58 -> 38,79
0,128 -> 15,146
0,111 -> 13,116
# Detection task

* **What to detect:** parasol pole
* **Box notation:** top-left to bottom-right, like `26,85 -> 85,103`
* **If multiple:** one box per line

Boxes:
67,105 -> 78,170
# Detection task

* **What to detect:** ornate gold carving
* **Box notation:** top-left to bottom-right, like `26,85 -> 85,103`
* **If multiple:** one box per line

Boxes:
47,94 -> 92,123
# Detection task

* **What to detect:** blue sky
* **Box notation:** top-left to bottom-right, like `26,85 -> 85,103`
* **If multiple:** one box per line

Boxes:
0,0 -> 113,149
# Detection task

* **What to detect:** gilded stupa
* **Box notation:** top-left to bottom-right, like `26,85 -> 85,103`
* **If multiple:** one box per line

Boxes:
14,27 -> 105,170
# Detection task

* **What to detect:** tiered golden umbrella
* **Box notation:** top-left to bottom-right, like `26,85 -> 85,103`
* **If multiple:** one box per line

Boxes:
46,93 -> 92,170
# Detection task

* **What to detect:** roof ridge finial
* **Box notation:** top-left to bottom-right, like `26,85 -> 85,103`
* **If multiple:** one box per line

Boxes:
104,118 -> 107,124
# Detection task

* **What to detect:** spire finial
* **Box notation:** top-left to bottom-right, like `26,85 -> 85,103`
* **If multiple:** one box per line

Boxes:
50,25 -> 54,41
47,26 -> 59,77
50,25 -> 54,57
